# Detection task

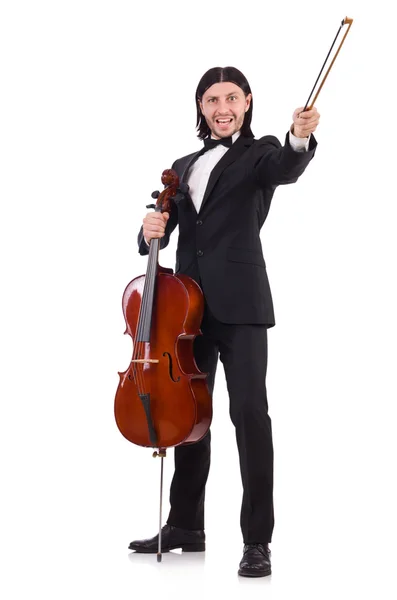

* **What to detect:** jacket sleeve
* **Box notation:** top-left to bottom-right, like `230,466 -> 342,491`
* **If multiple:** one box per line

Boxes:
253,133 -> 317,189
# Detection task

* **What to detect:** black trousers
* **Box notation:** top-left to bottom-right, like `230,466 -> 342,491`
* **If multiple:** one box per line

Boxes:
166,304 -> 274,544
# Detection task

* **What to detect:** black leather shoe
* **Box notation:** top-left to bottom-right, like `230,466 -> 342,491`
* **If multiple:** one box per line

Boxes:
128,524 -> 205,553
238,543 -> 271,577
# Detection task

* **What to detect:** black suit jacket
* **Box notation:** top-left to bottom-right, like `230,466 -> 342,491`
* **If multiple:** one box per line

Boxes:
138,132 -> 317,326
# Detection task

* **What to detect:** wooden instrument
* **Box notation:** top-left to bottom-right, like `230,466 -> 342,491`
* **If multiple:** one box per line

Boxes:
114,168 -> 212,561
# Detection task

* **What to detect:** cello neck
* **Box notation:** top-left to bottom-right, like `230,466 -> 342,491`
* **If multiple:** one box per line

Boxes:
136,237 -> 160,342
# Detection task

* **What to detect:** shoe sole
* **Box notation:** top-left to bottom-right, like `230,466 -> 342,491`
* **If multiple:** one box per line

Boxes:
238,568 -> 271,577
128,543 -> 205,553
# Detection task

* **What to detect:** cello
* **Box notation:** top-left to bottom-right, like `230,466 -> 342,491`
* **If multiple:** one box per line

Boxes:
114,168 -> 212,561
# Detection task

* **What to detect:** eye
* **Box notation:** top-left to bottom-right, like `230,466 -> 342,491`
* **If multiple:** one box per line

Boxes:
229,96 -> 237,101
208,98 -> 216,103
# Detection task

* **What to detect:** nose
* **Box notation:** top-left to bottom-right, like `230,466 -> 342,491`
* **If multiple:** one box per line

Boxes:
216,99 -> 230,114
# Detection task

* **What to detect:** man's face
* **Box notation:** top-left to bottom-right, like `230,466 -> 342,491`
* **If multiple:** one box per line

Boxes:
199,82 -> 251,139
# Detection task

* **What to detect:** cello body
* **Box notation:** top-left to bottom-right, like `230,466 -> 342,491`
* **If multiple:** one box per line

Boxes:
114,169 -> 212,450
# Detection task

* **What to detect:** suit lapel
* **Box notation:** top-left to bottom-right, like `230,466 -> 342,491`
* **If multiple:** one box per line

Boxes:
181,150 -> 204,183
176,150 -> 203,214
199,135 -> 254,212
177,135 -> 254,214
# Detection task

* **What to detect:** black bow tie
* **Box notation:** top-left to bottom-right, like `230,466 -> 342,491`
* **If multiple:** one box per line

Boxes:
203,136 -> 233,151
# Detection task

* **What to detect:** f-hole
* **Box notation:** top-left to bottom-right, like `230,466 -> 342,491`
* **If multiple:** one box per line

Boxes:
163,352 -> 180,382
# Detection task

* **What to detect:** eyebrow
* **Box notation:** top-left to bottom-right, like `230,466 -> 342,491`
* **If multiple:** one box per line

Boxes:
206,90 -> 241,100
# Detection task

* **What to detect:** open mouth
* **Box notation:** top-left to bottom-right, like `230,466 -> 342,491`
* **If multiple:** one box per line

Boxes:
216,118 -> 233,126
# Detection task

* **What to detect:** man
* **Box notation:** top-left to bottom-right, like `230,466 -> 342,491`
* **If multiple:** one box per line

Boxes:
129,66 -> 319,577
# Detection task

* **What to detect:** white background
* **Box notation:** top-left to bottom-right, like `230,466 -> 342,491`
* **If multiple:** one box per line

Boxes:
1,0 -> 396,598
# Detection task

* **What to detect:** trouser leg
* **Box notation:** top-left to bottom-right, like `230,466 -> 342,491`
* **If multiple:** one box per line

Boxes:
218,322 -> 274,543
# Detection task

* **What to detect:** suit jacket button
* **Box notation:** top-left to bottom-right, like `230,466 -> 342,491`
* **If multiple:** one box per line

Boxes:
196,220 -> 203,225
197,250 -> 203,257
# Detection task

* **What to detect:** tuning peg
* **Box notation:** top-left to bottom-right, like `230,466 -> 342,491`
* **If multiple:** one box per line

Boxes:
172,183 -> 190,205
151,190 -> 160,198
146,203 -> 156,209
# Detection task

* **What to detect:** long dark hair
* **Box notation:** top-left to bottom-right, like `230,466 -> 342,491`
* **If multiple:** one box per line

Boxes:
195,66 -> 254,140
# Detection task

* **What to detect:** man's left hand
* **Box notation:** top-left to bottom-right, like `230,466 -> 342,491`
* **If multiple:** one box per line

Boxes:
291,107 -> 320,138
